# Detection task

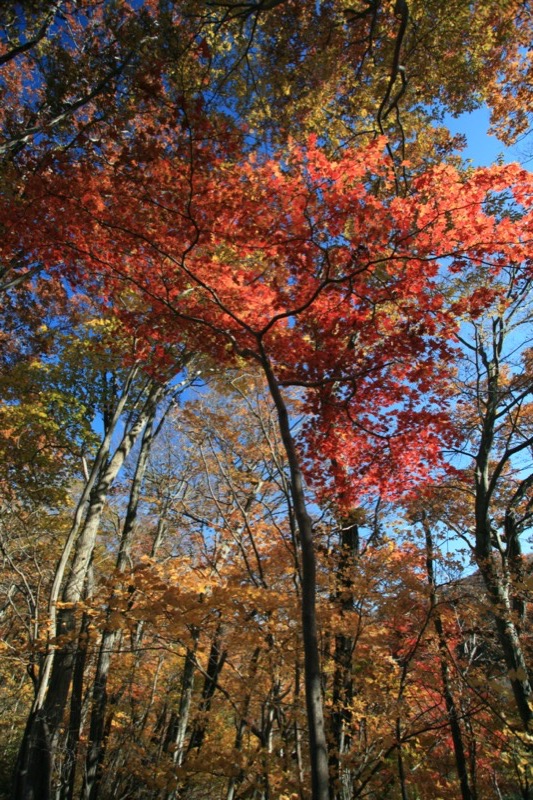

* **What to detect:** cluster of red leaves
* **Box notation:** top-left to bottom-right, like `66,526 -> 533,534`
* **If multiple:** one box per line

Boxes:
4,138 -> 533,506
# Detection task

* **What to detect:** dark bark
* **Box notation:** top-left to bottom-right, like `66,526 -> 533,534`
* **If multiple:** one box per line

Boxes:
478,559 -> 533,731
474,451 -> 533,730
329,518 -> 359,800
226,646 -> 262,800
470,315 -> 533,733
12,711 -> 53,800
187,625 -> 227,753
261,352 -> 329,800
59,606 -> 92,800
396,717 -> 409,800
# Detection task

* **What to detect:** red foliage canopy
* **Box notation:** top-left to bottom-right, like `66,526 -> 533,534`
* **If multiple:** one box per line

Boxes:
4,137 -> 533,506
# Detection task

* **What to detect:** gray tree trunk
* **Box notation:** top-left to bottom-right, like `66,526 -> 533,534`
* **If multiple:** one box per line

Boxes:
13,379 -> 164,800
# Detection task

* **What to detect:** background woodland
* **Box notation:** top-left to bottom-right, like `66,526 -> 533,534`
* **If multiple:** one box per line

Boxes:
1,2 -> 533,799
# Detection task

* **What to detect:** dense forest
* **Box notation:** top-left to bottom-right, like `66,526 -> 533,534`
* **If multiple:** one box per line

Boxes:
1,2 -> 533,799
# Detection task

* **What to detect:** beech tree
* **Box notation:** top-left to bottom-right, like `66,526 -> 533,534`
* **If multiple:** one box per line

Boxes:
9,309 -> 194,800
412,258 -> 533,733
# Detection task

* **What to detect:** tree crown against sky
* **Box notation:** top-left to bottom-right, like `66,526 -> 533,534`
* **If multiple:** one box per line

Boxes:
2,0 -> 533,163
2,3 -> 533,800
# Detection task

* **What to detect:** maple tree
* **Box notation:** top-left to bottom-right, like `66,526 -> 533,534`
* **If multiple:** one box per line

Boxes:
5,129 -> 532,800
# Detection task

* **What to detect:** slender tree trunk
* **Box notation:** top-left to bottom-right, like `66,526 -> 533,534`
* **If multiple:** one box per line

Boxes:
60,557 -> 94,800
473,339 -> 533,733
13,380 -> 164,800
329,517 -> 359,800
422,515 -> 475,800
186,624 -> 227,754
226,646 -> 262,800
474,476 -> 533,731
261,352 -> 329,800
176,627 -> 227,799
396,717 -> 409,800
170,638 -> 199,767
477,554 -> 532,730
161,635 -> 199,800
84,407 -> 158,800
294,661 -> 306,799
83,635 -> 116,800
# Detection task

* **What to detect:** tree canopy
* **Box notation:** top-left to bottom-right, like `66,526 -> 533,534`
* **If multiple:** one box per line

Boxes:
1,3 -> 533,800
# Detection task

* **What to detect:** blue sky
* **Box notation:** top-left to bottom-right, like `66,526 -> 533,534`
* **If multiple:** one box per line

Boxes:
444,106 -> 523,167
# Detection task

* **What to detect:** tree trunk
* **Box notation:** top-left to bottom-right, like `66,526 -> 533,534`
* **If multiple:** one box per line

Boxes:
472,324 -> 533,733
329,518 -> 359,800
84,407 -> 158,800
226,646 -> 262,800
422,515 -> 475,800
170,638 -> 199,767
186,624 -> 227,754
475,468 -> 533,731
59,559 -> 94,800
13,380 -> 164,800
261,352 -> 329,800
